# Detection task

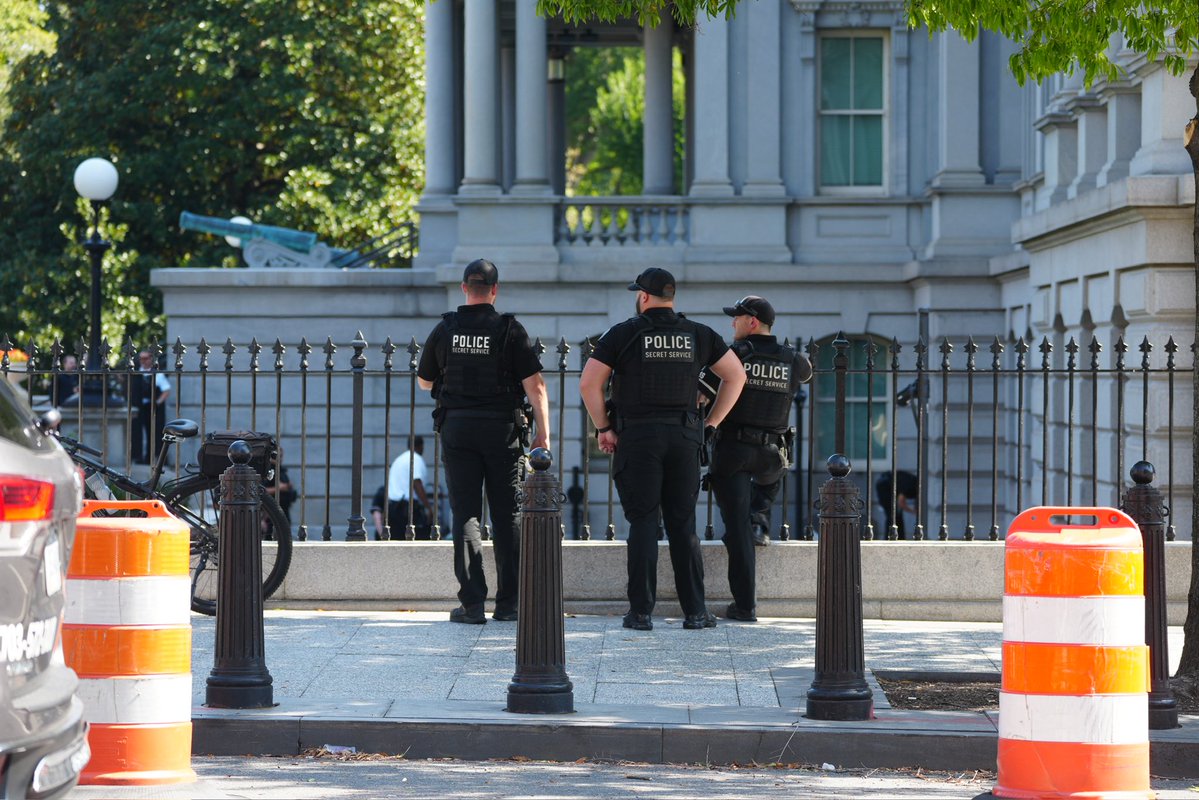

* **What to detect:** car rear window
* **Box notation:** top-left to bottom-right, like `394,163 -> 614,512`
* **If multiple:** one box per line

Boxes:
0,379 -> 55,451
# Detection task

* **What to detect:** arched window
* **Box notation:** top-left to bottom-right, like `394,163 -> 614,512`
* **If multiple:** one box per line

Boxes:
812,334 -> 891,464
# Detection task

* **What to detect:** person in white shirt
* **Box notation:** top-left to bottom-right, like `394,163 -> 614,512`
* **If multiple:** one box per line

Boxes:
371,436 -> 434,539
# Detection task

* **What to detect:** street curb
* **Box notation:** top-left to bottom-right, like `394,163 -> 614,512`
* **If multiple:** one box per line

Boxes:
192,715 -> 1199,777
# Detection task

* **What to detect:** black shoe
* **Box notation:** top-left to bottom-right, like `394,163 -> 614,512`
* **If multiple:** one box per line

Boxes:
683,611 -> 718,629
752,525 -> 770,546
725,603 -> 758,622
492,607 -> 517,622
622,612 -> 653,631
449,605 -> 486,624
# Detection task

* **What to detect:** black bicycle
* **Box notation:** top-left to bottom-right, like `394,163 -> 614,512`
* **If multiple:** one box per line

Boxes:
51,414 -> 293,616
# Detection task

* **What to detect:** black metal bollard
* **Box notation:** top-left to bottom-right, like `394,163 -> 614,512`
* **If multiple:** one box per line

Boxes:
1122,461 -> 1179,729
806,454 -> 873,721
205,441 -> 275,709
507,448 -> 574,714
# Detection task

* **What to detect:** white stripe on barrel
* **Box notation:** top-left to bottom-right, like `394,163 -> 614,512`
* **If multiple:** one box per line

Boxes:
76,675 -> 193,725
64,576 -> 191,626
998,693 -> 1148,745
1001,595 -> 1145,646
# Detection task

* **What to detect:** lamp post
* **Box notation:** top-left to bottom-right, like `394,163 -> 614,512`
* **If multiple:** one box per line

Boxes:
73,157 -> 118,374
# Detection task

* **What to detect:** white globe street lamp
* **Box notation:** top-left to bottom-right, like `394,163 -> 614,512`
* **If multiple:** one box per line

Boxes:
73,157 -> 118,377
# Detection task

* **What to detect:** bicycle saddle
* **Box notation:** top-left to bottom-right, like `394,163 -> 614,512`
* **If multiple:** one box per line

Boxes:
163,419 -> 200,439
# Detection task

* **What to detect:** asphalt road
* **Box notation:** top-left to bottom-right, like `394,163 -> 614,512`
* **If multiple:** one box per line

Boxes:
67,756 -> 1199,799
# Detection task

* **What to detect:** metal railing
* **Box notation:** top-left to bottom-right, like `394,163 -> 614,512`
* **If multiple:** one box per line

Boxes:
4,327 -> 1193,542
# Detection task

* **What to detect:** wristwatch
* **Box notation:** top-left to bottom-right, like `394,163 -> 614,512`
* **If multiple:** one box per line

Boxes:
595,424 -> 613,434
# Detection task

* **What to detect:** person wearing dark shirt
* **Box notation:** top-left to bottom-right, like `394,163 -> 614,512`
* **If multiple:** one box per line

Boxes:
876,469 -> 920,539
579,268 -> 746,632
700,296 -> 812,622
417,259 -> 550,624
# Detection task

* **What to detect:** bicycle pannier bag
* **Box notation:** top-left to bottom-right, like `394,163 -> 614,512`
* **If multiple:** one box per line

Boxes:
198,430 -> 276,479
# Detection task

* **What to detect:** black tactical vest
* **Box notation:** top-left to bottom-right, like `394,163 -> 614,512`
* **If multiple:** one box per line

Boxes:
724,339 -> 796,432
611,314 -> 701,416
436,311 -> 519,409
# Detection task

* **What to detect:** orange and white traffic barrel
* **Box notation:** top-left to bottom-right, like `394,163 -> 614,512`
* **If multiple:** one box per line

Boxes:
64,499 -> 196,786
996,506 -> 1150,799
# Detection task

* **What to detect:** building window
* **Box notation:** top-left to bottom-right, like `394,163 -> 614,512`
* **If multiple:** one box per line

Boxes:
818,32 -> 887,192
813,335 -> 890,464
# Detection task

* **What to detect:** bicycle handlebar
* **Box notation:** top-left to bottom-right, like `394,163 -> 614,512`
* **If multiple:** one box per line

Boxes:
54,431 -> 103,458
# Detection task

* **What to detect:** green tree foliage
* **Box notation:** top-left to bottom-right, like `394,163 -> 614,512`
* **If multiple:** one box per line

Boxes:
540,0 -> 739,27
565,47 -> 685,196
0,0 -> 424,354
543,0 -> 1197,83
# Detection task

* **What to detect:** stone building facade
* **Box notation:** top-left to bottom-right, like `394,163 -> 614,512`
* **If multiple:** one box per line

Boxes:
154,0 -> 1195,538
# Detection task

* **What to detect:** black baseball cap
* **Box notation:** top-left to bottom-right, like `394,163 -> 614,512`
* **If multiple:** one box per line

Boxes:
627,268 -> 676,297
463,258 -> 499,286
723,295 -> 776,327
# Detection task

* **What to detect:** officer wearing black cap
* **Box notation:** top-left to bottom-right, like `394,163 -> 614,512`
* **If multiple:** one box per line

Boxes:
417,259 -> 550,624
579,268 -> 747,631
701,295 -> 811,622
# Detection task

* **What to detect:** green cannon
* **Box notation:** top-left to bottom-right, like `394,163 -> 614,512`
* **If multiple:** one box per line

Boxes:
180,211 -> 337,268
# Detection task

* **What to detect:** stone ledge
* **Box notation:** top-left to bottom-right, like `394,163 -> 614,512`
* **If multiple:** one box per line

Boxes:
271,541 -> 1193,624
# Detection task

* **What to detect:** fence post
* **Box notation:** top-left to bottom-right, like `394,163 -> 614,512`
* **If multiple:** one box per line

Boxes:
1122,460 -> 1179,729
507,448 -> 574,713
805,454 -> 873,721
345,332 -> 367,542
205,441 -> 274,708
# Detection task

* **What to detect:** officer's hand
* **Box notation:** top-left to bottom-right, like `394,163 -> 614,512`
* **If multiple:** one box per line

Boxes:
597,429 -> 618,454
531,432 -> 549,451
704,425 -> 717,447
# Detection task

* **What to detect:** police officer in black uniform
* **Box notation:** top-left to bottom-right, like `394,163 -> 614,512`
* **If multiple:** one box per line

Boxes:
417,259 -> 550,624
702,296 -> 811,622
579,268 -> 747,631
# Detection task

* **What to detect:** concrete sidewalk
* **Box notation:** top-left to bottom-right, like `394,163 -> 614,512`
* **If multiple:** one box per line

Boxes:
182,611 -> 1197,778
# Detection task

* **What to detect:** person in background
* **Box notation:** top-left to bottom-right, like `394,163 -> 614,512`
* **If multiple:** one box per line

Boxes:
371,436 -> 434,540
131,350 -> 171,464
876,470 -> 919,539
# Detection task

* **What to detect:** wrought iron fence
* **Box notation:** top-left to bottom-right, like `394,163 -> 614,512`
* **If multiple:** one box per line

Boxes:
4,327 -> 1192,542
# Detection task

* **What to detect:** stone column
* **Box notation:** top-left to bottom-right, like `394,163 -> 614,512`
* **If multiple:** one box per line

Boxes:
501,46 -> 516,192
1035,111 -> 1077,204
742,0 -> 783,196
547,53 -> 567,195
689,14 -> 732,196
461,0 -> 500,194
515,0 -> 550,193
643,21 -> 675,195
1068,96 -> 1107,198
423,0 -> 456,196
1097,84 -> 1141,186
414,0 -> 457,268
1130,64 -> 1193,175
932,31 -> 984,187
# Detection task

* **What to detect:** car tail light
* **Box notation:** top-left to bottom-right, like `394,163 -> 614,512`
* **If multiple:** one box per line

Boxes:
0,476 -> 55,521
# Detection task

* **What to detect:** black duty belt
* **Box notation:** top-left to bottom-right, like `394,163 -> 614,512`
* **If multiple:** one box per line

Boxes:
729,426 -> 785,446
619,412 -> 697,428
443,409 -> 514,420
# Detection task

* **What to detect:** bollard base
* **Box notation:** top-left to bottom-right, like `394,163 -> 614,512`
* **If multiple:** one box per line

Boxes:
805,684 -> 874,721
506,689 -> 575,714
1149,699 -> 1180,730
205,677 -> 275,710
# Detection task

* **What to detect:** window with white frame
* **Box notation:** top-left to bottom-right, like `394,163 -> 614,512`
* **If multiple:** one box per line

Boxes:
818,32 -> 887,191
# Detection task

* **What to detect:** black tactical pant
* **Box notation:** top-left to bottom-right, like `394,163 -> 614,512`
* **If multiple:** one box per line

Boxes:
612,422 -> 707,617
439,414 -> 522,612
709,436 -> 786,612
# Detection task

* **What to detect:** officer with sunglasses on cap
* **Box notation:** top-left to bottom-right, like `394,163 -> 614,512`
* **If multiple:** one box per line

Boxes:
579,268 -> 747,631
699,295 -> 811,622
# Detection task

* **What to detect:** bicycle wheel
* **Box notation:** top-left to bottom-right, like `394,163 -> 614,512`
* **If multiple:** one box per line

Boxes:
164,474 -> 294,616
